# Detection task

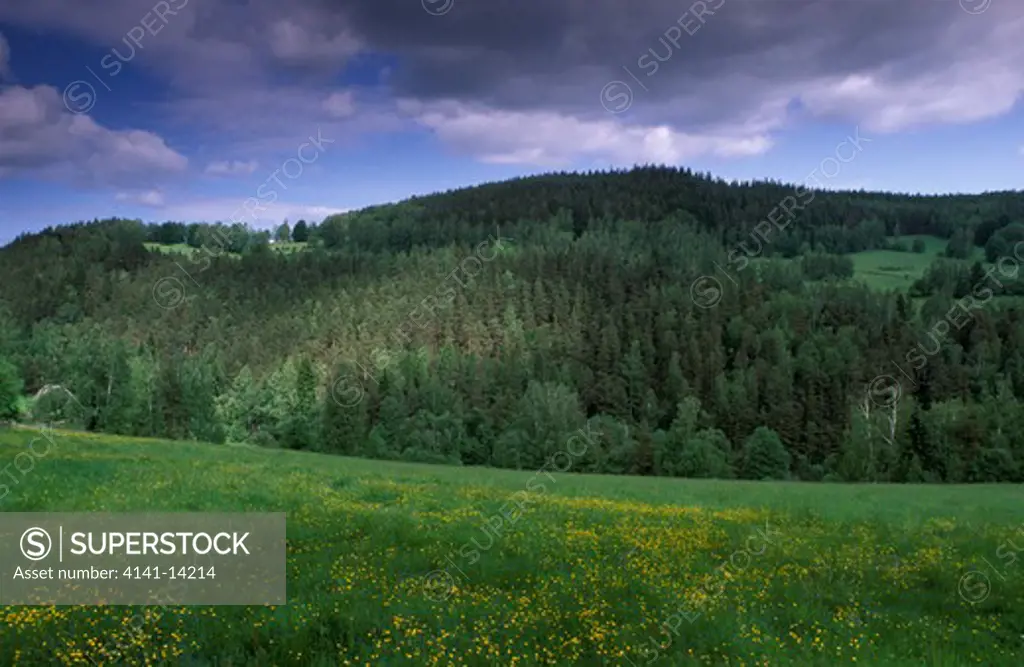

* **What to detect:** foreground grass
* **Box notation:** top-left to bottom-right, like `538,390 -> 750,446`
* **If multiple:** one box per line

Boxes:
0,427 -> 1022,665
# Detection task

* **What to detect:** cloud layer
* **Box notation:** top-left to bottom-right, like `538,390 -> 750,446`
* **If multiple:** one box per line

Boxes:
0,1 -> 1021,192
0,84 -> 187,186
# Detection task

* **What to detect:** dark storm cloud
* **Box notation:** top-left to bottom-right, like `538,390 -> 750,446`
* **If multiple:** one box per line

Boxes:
0,1 -> 1011,121
0,0 -> 1019,168
325,0 -> 985,124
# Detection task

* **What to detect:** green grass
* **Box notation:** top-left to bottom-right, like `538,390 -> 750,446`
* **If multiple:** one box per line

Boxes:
850,235 -> 987,292
269,241 -> 309,254
894,235 -> 951,256
144,242 -> 204,257
850,236 -> 946,292
1,426 -> 1022,665
752,236 -> 964,293
144,241 -> 308,257
850,249 -> 934,291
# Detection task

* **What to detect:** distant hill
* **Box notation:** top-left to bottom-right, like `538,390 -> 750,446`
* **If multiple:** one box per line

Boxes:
319,166 -> 1023,252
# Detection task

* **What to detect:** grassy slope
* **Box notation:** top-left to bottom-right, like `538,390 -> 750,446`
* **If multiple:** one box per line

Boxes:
753,236 -> 952,293
1,427 -> 1022,665
851,235 -> 946,292
144,242 -> 308,257
849,235 -> 990,292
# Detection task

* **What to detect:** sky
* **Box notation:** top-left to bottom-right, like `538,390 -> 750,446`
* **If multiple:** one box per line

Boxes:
0,0 -> 1021,244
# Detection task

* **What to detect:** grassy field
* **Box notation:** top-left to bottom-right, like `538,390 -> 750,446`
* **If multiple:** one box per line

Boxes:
752,236 -> 958,293
850,249 -> 932,291
144,243 -> 208,258
850,236 -> 945,292
144,242 -> 307,257
849,235 -> 987,292
1,426 -> 1022,665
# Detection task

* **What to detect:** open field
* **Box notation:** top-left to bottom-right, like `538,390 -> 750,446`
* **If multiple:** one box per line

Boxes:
144,242 -> 308,257
851,248 -> 934,291
891,235 -> 950,256
752,236 -> 963,292
851,235 -> 946,292
268,241 -> 310,254
1,426 -> 1021,665
850,235 -> 985,292
144,243 -> 207,257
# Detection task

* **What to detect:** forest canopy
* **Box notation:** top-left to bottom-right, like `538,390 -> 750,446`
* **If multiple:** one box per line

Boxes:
2,166 -> 1024,483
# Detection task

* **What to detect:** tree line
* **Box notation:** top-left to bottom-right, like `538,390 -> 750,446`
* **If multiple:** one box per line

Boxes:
2,167 -> 1024,482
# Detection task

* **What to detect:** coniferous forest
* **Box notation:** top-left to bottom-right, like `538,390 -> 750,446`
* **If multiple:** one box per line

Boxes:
3,166 -> 1024,483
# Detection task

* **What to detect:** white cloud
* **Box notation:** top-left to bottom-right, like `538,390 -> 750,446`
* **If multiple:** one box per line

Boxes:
268,19 -> 361,67
115,190 -> 165,207
323,91 -> 355,118
205,160 -> 259,176
300,205 -> 351,220
801,68 -> 1024,134
401,100 -> 773,167
798,14 -> 1024,133
0,85 -> 187,187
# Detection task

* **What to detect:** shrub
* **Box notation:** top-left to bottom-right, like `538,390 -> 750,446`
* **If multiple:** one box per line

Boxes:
968,448 -> 1016,483
675,428 -> 733,478
0,358 -> 24,422
739,427 -> 791,480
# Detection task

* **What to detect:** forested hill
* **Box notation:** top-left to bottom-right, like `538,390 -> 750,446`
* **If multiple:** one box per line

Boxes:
3,166 -> 1024,484
324,166 -> 1024,252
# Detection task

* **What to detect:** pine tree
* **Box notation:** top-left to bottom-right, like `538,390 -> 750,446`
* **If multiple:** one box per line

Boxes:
321,362 -> 369,455
0,357 -> 24,422
281,357 -> 318,450
216,366 -> 259,443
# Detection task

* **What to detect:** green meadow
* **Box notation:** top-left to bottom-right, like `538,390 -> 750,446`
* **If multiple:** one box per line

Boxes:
849,235 -> 986,292
1,426 -> 1021,665
850,245 -> 941,292
144,241 -> 308,257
